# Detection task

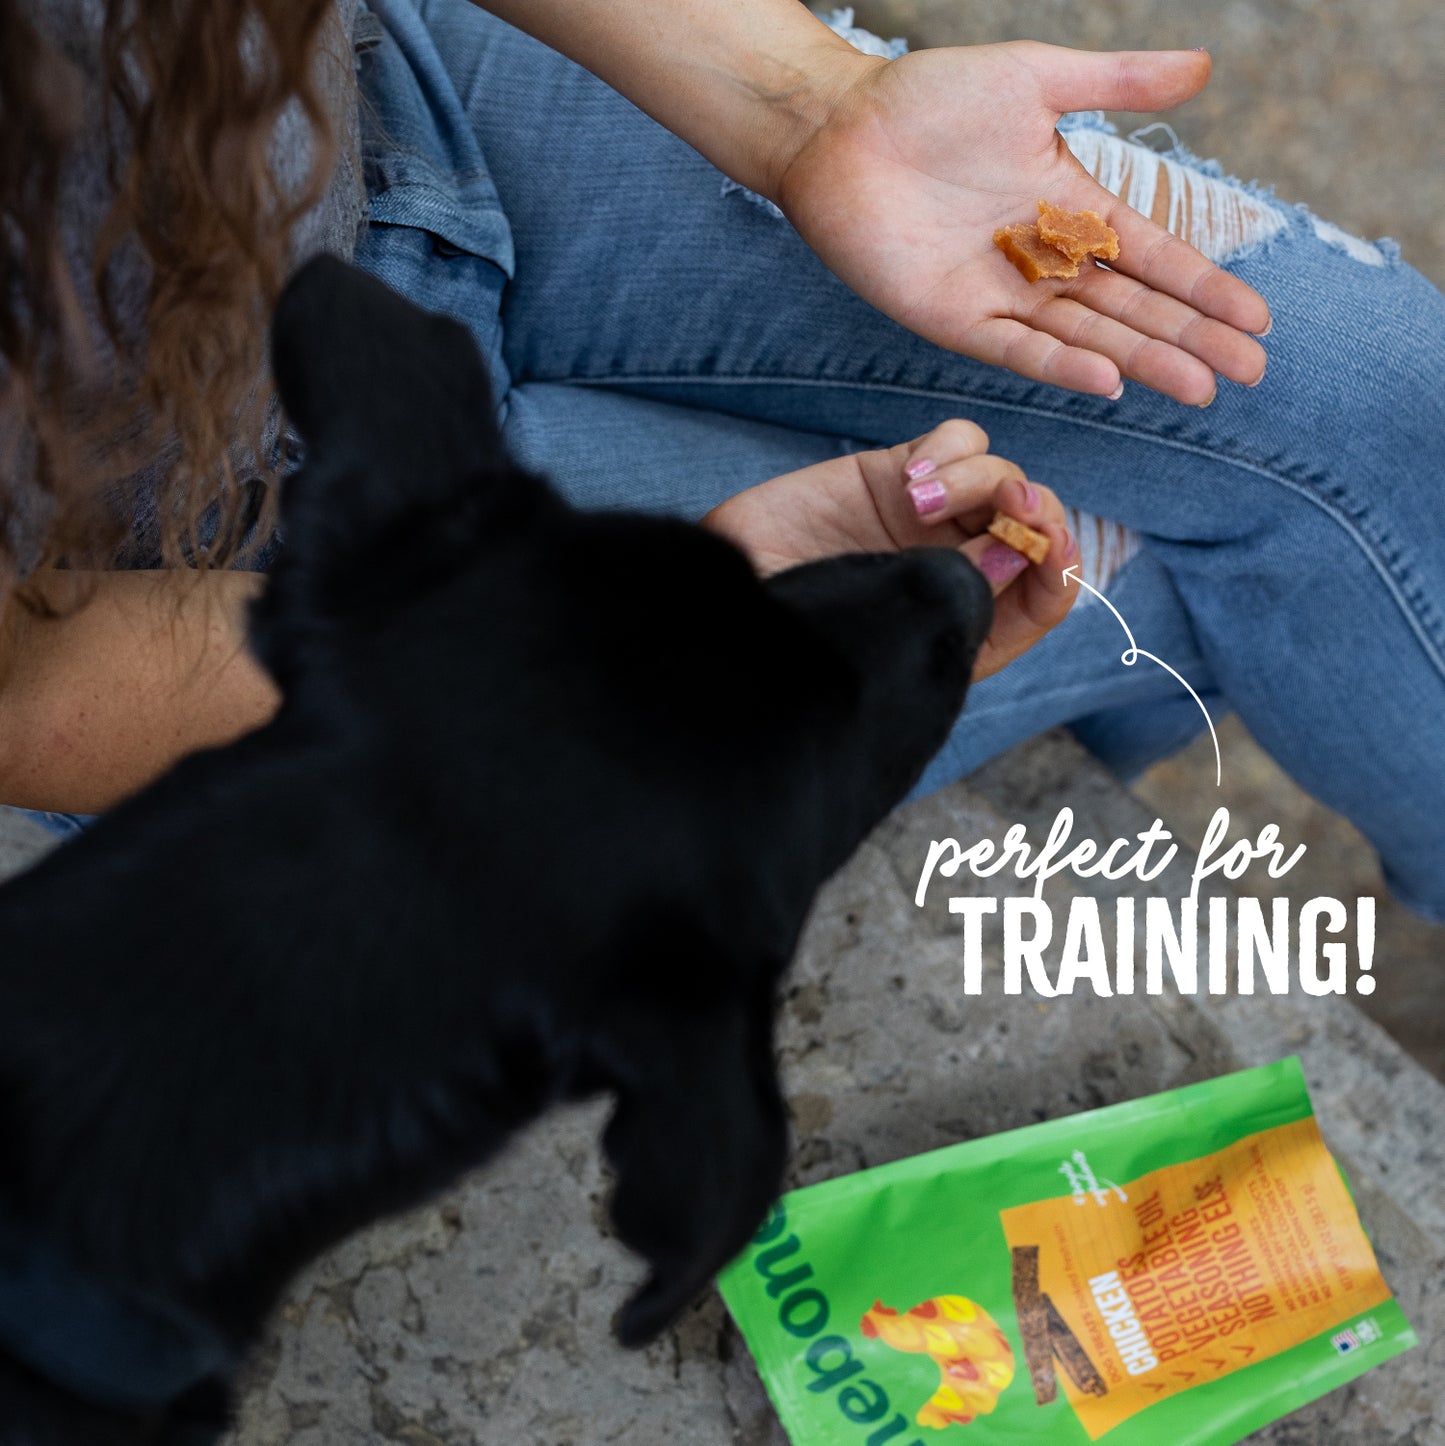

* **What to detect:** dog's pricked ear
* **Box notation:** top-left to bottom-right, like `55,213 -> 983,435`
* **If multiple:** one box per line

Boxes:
592,994 -> 787,1348
271,255 -> 502,477
258,258 -> 548,632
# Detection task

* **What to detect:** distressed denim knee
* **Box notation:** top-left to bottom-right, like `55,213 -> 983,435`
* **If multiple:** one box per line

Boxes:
1064,113 -> 1445,688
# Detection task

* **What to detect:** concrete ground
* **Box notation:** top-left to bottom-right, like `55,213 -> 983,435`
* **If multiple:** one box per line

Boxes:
2,731 -> 1441,1444
212,744 -> 1443,1446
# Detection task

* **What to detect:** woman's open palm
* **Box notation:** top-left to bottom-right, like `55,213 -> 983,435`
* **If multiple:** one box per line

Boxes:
777,42 -> 1271,405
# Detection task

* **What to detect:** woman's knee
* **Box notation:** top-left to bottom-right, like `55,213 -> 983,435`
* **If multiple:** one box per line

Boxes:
1082,126 -> 1445,551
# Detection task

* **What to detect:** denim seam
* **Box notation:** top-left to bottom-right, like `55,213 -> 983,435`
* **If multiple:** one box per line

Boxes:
553,374 -> 1445,682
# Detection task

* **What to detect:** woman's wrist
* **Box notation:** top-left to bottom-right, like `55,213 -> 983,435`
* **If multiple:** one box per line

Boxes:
465,0 -> 883,201
721,35 -> 886,203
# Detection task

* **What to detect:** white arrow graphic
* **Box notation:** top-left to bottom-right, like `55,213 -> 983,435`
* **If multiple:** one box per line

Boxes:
1062,565 -> 1222,788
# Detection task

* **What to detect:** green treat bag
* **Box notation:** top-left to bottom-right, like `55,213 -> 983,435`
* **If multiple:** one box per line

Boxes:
719,1058 -> 1414,1446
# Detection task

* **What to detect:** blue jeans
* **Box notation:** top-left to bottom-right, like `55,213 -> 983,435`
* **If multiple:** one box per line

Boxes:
24,0 -> 1445,923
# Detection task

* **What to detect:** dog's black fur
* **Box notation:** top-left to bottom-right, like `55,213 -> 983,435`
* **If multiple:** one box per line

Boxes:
0,258 -> 993,1444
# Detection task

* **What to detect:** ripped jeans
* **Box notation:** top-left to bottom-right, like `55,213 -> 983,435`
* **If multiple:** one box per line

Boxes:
24,1 -> 1445,923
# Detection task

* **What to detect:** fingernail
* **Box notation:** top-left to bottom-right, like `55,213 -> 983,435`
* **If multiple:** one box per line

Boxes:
1192,46 -> 1209,52
1254,317 -> 1273,338
1246,356 -> 1267,388
1013,478 -> 1040,512
977,543 -> 1030,586
908,479 -> 948,516
1063,530 -> 1078,560
1198,386 -> 1217,408
1108,383 -> 1125,401
904,457 -> 937,480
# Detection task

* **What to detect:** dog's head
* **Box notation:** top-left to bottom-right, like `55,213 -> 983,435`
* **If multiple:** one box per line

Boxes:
264,258 -> 993,1344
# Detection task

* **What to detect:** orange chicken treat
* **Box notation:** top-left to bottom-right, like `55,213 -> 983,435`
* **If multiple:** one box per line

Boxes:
994,200 -> 1121,281
1036,199 -> 1120,264
992,223 -> 1080,282
987,510 -> 1051,566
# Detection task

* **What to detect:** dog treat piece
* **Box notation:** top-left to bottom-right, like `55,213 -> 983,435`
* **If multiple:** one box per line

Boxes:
994,201 -> 1121,281
993,223 -> 1080,282
1037,199 -> 1121,264
1043,1294 -> 1110,1398
988,510 -> 1051,566
1011,1246 -> 1058,1406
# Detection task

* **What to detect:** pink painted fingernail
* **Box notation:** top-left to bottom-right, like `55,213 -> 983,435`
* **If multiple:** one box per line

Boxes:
905,457 -> 937,480
1064,529 -> 1078,560
909,479 -> 948,516
1014,478 -> 1040,512
977,543 -> 1030,586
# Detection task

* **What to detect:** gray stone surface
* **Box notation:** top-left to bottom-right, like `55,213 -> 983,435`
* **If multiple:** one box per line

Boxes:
1136,719 -> 1445,1083
2,731 -> 1440,1444
218,738 -> 1444,1445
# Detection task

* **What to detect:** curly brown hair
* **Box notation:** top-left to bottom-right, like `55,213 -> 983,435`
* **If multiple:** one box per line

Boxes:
0,0 -> 341,616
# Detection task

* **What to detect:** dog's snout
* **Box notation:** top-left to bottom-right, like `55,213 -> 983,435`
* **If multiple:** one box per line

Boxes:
900,547 -> 995,657
908,543 -> 989,630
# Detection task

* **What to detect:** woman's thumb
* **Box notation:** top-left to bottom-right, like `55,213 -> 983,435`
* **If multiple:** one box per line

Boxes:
1031,44 -> 1211,115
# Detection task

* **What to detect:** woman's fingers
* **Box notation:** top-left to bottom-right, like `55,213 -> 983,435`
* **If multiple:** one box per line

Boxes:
1091,191 -> 1273,338
963,316 -> 1123,397
1030,43 -> 1213,117
1019,292 -> 1221,405
1057,263 -> 1268,390
960,515 -> 1071,599
879,436 -> 1074,679
899,417 -> 991,481
905,453 -> 1031,526
905,457 -> 1064,542
963,516 -> 1077,680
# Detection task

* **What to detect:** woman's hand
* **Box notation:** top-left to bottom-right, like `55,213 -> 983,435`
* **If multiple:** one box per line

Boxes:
475,1 -> 1265,403
773,43 -> 1271,405
703,421 -> 1076,681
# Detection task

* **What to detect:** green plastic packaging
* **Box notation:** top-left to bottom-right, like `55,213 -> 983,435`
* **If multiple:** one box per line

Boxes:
720,1058 -> 1414,1445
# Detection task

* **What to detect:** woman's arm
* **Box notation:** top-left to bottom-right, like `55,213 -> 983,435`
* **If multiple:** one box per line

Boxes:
463,0 -> 874,201
0,571 -> 279,815
466,0 -> 1269,404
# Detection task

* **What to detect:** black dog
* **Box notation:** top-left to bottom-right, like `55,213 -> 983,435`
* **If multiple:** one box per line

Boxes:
0,257 -> 992,1444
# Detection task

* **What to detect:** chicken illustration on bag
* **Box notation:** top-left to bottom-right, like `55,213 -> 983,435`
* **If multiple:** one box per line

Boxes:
860,1295 -> 1015,1428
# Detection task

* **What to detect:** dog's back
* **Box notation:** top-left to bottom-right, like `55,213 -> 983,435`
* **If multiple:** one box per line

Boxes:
0,258 -> 994,1443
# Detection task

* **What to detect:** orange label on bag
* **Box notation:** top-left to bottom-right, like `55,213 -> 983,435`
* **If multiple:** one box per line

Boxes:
1000,1118 -> 1392,1438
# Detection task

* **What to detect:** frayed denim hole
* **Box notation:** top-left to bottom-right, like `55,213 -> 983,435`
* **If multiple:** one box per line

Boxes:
1059,110 -> 1119,137
1063,127 -> 1289,267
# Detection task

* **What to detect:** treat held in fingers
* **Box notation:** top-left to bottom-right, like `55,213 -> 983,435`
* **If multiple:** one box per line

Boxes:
987,510 -> 1052,566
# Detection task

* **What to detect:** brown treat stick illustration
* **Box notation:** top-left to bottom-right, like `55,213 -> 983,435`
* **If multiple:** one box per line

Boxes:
987,511 -> 1051,566
1010,1245 -> 1058,1405
1042,1294 -> 1110,1397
